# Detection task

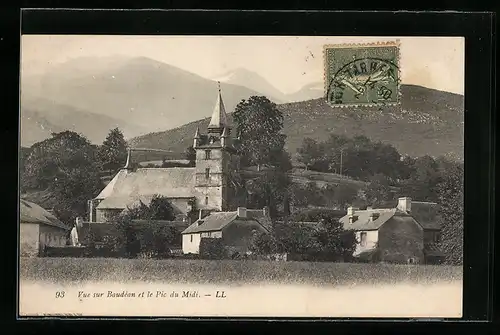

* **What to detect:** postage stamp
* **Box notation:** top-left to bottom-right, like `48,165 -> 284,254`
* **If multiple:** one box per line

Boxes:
324,41 -> 401,107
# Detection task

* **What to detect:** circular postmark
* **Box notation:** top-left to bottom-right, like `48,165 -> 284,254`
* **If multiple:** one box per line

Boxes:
326,57 -> 399,106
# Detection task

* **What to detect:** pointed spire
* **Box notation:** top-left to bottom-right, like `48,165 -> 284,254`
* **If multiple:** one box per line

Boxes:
194,126 -> 201,139
208,82 -> 228,130
124,148 -> 132,169
221,127 -> 229,138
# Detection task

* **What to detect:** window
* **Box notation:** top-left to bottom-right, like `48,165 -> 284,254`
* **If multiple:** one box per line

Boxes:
205,196 -> 209,205
360,232 -> 367,247
205,168 -> 210,179
205,150 -> 211,160
190,235 -> 193,243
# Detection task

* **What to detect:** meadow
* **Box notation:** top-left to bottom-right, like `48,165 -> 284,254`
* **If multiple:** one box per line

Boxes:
20,257 -> 462,286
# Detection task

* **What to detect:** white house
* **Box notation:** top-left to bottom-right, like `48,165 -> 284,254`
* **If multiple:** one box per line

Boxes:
19,199 -> 70,257
181,207 -> 271,255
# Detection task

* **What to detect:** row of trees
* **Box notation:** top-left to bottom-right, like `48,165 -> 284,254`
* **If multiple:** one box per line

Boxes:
250,214 -> 356,261
20,128 -> 129,223
297,135 -> 409,181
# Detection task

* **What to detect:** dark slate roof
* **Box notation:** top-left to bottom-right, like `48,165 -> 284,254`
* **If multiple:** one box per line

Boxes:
339,208 -> 397,231
19,199 -> 70,230
246,209 -> 273,230
95,167 -> 196,209
411,201 -> 441,230
181,210 -> 270,234
182,212 -> 238,234
339,201 -> 441,232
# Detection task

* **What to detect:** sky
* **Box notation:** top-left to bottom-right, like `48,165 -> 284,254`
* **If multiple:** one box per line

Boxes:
21,35 -> 465,95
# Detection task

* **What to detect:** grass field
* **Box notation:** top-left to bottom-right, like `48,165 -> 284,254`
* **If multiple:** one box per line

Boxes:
20,257 -> 462,286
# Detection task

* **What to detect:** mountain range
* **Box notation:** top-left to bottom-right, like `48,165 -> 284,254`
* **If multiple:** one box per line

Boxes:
21,56 -> 287,146
20,56 -> 464,161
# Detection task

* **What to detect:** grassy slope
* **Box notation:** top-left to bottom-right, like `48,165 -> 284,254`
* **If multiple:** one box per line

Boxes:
129,85 -> 464,161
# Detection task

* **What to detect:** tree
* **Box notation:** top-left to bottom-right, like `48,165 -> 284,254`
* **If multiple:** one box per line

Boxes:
21,131 -> 103,223
146,195 -> 176,221
97,128 -> 128,172
115,195 -> 177,258
364,173 -> 395,208
400,155 -> 441,202
436,162 -> 463,265
233,96 -> 286,169
199,238 -> 227,259
250,231 -> 279,255
297,138 -> 328,171
313,215 -> 357,261
184,145 -> 196,166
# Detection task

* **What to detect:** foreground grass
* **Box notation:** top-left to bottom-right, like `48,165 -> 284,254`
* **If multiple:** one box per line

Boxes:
20,257 -> 463,286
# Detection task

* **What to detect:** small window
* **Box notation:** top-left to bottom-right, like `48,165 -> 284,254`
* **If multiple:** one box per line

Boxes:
360,232 -> 367,247
205,168 -> 210,179
205,150 -> 211,160
190,235 -> 193,243
205,196 -> 209,205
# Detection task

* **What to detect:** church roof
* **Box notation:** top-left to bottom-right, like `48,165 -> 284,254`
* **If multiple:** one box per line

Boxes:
95,167 -> 196,209
208,85 -> 228,129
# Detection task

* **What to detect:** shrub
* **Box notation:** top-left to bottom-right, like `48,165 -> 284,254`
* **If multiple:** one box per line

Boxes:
199,238 -> 227,260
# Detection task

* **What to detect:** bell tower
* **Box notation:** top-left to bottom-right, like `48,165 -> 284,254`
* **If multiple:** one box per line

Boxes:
193,82 -> 236,211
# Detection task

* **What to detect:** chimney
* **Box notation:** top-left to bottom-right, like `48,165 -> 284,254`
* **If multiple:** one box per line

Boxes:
198,209 -> 203,220
263,206 -> 269,217
237,207 -> 247,218
366,206 -> 373,210
347,207 -> 358,216
397,197 -> 412,213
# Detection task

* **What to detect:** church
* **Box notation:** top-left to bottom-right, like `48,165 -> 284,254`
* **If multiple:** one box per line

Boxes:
87,87 -> 239,223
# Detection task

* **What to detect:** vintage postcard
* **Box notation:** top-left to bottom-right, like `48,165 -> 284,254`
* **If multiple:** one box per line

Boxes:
19,35 -> 464,318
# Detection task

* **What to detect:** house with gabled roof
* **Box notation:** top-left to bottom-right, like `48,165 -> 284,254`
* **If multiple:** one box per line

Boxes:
181,206 -> 271,255
338,197 -> 444,264
19,199 -> 70,257
87,85 -> 239,223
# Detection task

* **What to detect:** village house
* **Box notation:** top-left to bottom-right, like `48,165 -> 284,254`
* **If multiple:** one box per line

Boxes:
338,197 -> 444,264
87,86 -> 238,223
19,199 -> 70,257
181,207 -> 271,255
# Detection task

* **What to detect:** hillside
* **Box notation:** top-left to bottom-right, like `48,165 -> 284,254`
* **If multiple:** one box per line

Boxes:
129,84 -> 464,160
20,96 -> 145,146
21,56 -> 272,135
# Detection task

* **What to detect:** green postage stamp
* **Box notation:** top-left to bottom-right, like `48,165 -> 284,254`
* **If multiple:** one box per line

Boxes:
324,41 -> 400,107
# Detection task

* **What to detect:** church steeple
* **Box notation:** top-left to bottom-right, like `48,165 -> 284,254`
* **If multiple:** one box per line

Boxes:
208,82 -> 228,132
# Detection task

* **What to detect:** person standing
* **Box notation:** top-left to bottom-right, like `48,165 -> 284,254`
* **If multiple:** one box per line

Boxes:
70,217 -> 83,247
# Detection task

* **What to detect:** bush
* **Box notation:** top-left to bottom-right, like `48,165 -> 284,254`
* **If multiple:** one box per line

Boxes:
199,238 -> 227,260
